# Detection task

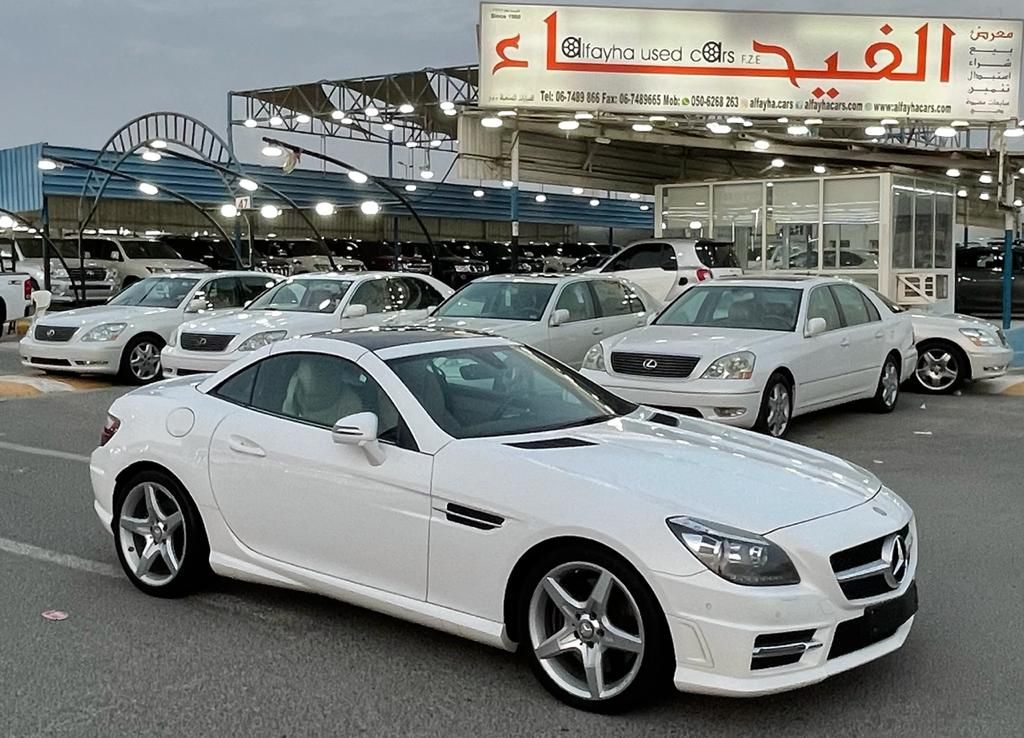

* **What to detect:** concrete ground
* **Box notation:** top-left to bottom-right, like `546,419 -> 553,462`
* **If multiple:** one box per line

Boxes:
0,335 -> 1023,736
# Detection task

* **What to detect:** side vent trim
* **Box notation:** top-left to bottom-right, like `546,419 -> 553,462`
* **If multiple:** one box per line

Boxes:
506,437 -> 598,450
444,503 -> 504,531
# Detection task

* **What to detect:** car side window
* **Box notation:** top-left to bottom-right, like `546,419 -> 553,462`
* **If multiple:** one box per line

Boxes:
239,276 -> 278,302
194,277 -> 240,310
830,285 -> 872,327
806,286 -> 842,331
248,353 -> 406,445
350,278 -> 389,314
390,277 -> 444,311
554,281 -> 599,322
212,363 -> 259,406
603,245 -> 637,272
590,279 -> 633,317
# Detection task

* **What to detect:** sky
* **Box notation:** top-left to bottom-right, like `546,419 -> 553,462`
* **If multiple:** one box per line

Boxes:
1,0 -> 1020,165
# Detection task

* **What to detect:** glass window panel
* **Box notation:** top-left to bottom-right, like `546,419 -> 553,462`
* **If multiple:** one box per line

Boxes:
824,178 -> 880,270
934,190 -> 954,269
913,189 -> 935,269
892,178 -> 915,269
767,180 -> 819,271
711,183 -> 762,270
662,186 -> 710,237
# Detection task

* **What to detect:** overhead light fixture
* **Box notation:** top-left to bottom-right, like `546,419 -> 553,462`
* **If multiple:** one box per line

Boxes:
359,200 -> 381,215
138,182 -> 159,196
0,215 -> 15,229
865,125 -> 887,137
589,198 -> 600,207
269,115 -> 284,127
141,149 -> 161,162
428,139 -> 442,148
742,120 -> 754,128
419,169 -> 435,180
632,123 -> 653,132
558,120 -> 580,131
787,124 -> 810,135
946,168 -> 960,177
382,122 -> 395,132
497,110 -> 517,117
805,118 -> 823,125
935,126 -> 957,138
979,172 -> 993,184
957,188 -> 968,198
261,145 -> 283,158
726,116 -> 745,124
501,179 -> 514,188
149,139 -> 167,150
952,120 -> 970,127
238,178 -> 259,192
640,204 -> 650,211
473,189 -> 485,198
442,108 -> 458,117
330,110 -> 345,120
979,192 -> 991,201
571,187 -> 584,195
629,192 -> 641,200
880,118 -> 900,126
535,194 -> 547,203
220,203 -> 239,218
347,171 -> 368,184
706,122 -> 731,134
689,220 -> 703,230
315,202 -> 335,216
649,115 -> 667,122
398,103 -> 415,114
404,184 -> 417,192
813,164 -> 827,174
595,136 -> 612,144
777,117 -> 789,123
406,140 -> 419,148
1004,126 -> 1024,138
770,158 -> 785,168
37,159 -> 59,171
260,204 -> 280,219
364,105 -> 379,117
753,139 -> 770,150
243,118 -> 258,128
1014,198 -> 1023,207
481,116 -> 503,128
574,112 -> 594,120
439,101 -> 455,112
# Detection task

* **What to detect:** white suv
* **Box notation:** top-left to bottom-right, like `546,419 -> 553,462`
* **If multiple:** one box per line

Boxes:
76,236 -> 209,289
1,237 -> 116,304
595,239 -> 743,302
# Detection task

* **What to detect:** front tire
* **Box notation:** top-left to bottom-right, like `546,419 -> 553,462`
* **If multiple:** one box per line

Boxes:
118,335 -> 164,384
912,340 -> 967,394
754,372 -> 793,438
870,354 -> 901,413
113,470 -> 209,598
519,547 -> 671,713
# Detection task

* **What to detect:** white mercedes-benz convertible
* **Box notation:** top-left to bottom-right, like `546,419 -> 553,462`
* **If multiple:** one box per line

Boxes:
91,327 -> 918,712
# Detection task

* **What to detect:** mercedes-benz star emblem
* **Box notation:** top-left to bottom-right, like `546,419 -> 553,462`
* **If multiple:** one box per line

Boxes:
643,358 -> 658,370
46,329 -> 55,338
881,532 -> 909,588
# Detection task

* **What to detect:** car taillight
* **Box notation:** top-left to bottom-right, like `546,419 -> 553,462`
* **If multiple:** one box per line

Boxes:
100,414 -> 121,447
696,267 -> 713,282
23,278 -> 32,300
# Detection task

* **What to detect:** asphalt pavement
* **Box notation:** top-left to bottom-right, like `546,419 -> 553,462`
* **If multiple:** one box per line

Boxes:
0,356 -> 1022,736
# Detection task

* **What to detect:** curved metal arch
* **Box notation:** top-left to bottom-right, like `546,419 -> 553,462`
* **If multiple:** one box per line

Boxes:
0,207 -> 86,301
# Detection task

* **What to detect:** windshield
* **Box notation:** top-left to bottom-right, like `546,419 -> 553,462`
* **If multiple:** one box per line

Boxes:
279,240 -> 329,257
387,345 -> 636,439
109,277 -> 199,308
398,243 -> 431,259
121,241 -> 182,260
247,278 -> 353,313
49,240 -> 92,259
435,282 -> 555,321
694,242 -> 741,268
657,285 -> 802,331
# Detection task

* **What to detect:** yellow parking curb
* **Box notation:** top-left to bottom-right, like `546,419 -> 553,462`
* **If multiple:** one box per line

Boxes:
1002,381 -> 1024,396
13,318 -> 31,337
0,381 -> 43,398
0,374 -> 109,399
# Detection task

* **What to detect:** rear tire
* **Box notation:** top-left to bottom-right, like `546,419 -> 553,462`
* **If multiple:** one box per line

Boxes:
518,546 -> 671,713
912,340 -> 967,394
118,335 -> 164,384
112,469 -> 209,598
754,372 -> 793,438
870,354 -> 901,413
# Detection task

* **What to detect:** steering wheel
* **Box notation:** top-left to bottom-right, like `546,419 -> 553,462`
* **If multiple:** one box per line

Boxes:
489,394 -> 529,421
763,314 -> 791,330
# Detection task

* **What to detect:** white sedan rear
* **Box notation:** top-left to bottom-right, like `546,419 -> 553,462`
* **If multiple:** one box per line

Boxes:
581,276 -> 917,437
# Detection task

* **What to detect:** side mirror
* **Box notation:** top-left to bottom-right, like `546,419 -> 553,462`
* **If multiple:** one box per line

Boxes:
110,251 -> 120,261
31,290 -> 52,319
343,303 -> 368,319
806,317 -> 827,337
549,308 -> 570,327
332,412 -> 385,466
185,297 -> 207,313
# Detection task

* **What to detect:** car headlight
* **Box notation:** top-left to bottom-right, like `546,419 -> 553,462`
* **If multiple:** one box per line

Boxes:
959,327 -> 999,347
581,344 -> 606,371
667,517 -> 800,586
454,264 -> 473,273
237,330 -> 287,351
51,268 -> 69,280
82,323 -> 128,342
701,351 -> 755,380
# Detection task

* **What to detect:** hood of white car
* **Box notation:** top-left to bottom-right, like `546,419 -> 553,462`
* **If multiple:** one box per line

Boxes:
131,259 -> 209,272
419,315 -> 539,337
910,312 -> 997,330
34,305 -> 172,328
178,309 -> 338,339
603,324 -> 787,356
479,414 -> 880,533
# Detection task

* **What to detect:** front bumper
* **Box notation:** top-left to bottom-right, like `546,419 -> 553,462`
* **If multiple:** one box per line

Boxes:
160,344 -> 238,377
655,498 -> 918,697
967,345 -> 1014,380
580,369 -> 761,427
19,336 -> 122,375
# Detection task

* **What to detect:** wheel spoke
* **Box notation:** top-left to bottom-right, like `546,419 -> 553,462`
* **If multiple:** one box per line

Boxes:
582,644 -> 606,699
143,484 -> 164,521
162,511 -> 183,532
135,541 -> 160,578
601,621 -> 643,654
119,515 -> 151,536
542,576 -> 585,621
586,571 -> 614,618
160,542 -> 180,575
534,625 -> 580,660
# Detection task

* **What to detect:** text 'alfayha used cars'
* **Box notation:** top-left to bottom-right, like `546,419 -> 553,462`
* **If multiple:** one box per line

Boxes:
92,327 -> 918,713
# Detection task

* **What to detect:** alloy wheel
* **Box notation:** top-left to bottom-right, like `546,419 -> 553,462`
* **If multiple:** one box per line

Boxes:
118,482 -> 186,587
766,382 -> 791,437
881,361 -> 900,407
527,562 -> 645,702
915,349 -> 959,392
129,342 -> 161,382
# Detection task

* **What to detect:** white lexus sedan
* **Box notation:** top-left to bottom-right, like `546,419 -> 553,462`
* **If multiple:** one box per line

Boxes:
160,271 -> 452,377
19,271 -> 281,383
420,274 -> 658,367
581,276 -> 917,438
92,328 -> 918,711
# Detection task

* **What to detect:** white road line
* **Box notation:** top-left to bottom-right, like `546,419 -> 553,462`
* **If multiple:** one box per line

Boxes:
0,440 -> 90,463
0,536 -> 120,578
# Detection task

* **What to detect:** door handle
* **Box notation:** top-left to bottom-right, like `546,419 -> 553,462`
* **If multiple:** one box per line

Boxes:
840,338 -> 851,348
874,330 -> 885,339
591,326 -> 604,335
228,435 -> 266,457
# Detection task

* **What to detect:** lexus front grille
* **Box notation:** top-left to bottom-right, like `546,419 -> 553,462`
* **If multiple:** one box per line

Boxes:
179,333 -> 235,352
34,325 -> 77,342
610,352 -> 700,378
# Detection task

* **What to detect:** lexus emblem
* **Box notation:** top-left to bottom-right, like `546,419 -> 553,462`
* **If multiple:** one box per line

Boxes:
197,336 -> 207,346
46,329 -> 55,338
881,532 -> 909,588
642,358 -> 658,370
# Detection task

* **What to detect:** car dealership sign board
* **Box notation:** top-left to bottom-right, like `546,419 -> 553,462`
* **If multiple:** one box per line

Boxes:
479,3 -> 1022,121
